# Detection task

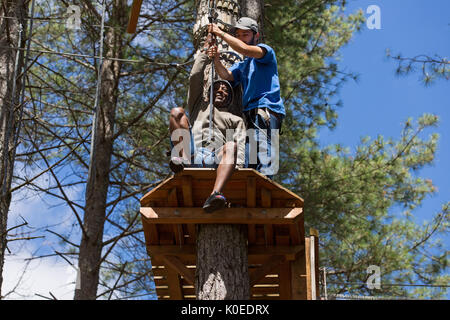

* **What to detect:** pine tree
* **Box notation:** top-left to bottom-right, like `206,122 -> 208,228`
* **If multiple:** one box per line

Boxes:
0,0 -> 27,298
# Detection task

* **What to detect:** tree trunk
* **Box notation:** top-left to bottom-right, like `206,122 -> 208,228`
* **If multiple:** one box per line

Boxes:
74,0 -> 127,300
0,0 -> 26,298
193,0 -> 264,300
196,225 -> 249,299
239,0 -> 265,41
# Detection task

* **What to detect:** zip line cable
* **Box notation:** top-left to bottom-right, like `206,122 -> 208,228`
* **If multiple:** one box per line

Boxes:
0,45 -> 195,66
0,14 -> 190,31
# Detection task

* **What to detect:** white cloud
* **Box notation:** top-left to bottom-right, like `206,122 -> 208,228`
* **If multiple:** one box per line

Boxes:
3,168 -> 83,300
2,252 -> 76,300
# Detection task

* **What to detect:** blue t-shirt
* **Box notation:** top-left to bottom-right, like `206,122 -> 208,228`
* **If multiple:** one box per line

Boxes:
229,43 -> 285,116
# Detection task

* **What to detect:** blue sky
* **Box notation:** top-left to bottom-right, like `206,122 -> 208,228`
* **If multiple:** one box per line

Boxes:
319,0 -> 449,229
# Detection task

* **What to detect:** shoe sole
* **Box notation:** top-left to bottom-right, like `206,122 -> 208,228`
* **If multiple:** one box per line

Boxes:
203,198 -> 226,213
169,160 -> 184,173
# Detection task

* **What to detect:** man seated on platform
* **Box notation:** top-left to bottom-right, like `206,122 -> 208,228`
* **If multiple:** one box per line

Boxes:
168,37 -> 245,213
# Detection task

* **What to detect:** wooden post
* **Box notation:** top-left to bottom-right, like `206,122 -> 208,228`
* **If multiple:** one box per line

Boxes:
126,0 -> 143,33
290,236 -> 309,300
309,235 -> 316,300
310,228 -> 320,298
247,176 -> 256,243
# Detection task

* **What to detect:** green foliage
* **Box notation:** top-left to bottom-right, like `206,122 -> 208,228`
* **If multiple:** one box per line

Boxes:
266,0 -> 364,134
264,1 -> 447,298
387,50 -> 450,86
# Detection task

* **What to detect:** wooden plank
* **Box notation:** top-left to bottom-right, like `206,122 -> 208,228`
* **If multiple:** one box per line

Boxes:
140,168 -> 304,207
157,224 -> 175,245
166,188 -> 181,245
261,187 -> 274,245
274,225 -> 291,245
247,176 -> 256,207
141,207 -> 303,224
193,179 -> 247,191
305,237 -> 312,300
249,255 -> 286,286
311,230 -> 320,299
251,276 -> 279,285
142,219 -> 159,245
154,277 -> 167,287
174,224 -> 183,246
127,0 -> 143,34
246,176 -> 256,244
255,225 -> 265,245
140,176 -> 173,206
309,235 -> 317,300
180,286 -> 195,296
251,286 -> 280,295
153,254 -> 292,266
249,245 -> 304,261
297,216 -> 305,244
248,224 -> 256,244
147,245 -> 304,262
182,176 -> 193,207
151,266 -> 167,277
255,175 -> 304,205
251,295 -> 280,300
152,255 -> 196,266
147,245 -> 195,258
289,223 -> 302,245
161,255 -> 195,285
261,188 -> 271,208
167,187 -> 178,206
157,284 -> 195,298
189,168 -> 304,204
290,238 -> 308,300
186,224 -> 196,244
192,188 -> 251,203
264,225 -> 274,245
166,268 -> 183,300
278,261 -> 292,300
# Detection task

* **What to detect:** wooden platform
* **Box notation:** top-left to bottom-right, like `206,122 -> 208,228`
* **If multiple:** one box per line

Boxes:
139,168 -> 319,300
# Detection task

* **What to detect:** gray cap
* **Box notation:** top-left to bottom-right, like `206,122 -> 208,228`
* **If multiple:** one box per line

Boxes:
233,17 -> 258,34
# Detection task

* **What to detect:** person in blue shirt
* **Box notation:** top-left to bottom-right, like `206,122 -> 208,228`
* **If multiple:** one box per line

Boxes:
208,17 -> 284,179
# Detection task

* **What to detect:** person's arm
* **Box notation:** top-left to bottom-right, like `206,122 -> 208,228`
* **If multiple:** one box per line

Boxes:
187,52 -> 208,113
209,24 -> 265,59
205,44 -> 234,81
214,53 -> 234,81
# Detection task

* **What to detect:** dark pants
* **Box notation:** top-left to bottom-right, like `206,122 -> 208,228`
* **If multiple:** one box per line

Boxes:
244,108 -> 282,180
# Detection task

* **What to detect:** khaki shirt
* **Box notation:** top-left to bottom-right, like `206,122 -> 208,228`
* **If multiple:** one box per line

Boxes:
187,53 -> 245,167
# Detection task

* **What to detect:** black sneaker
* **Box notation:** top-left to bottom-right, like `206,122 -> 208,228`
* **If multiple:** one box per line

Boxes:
169,157 -> 185,173
203,191 -> 227,213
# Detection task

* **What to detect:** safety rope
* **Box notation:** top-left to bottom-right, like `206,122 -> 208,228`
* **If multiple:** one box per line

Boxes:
207,0 -> 217,143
